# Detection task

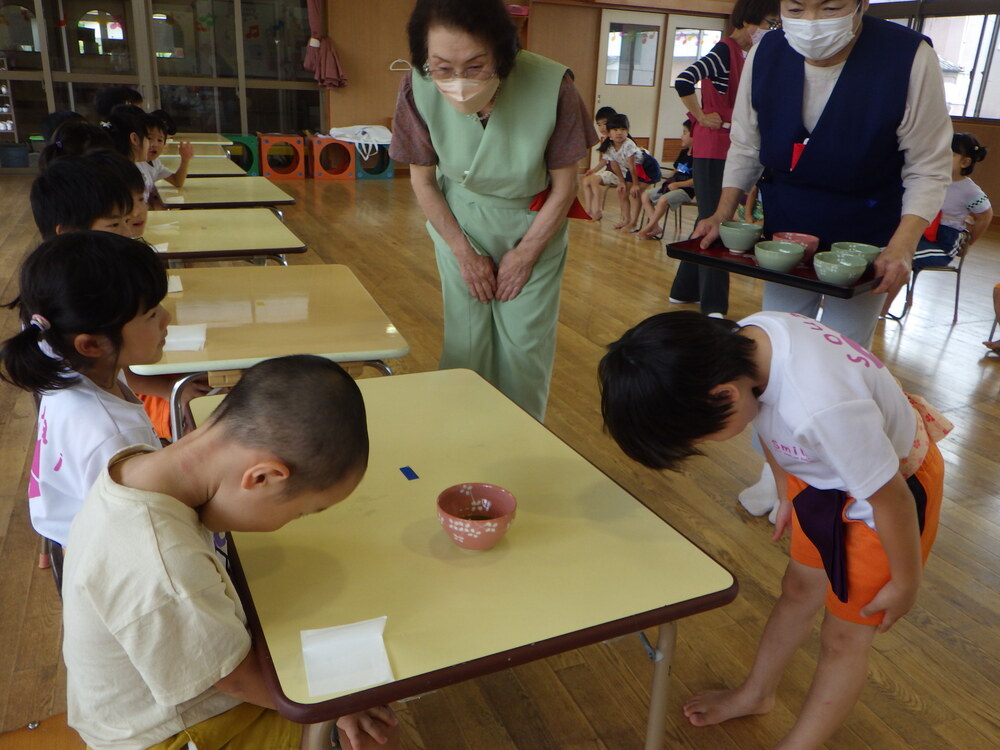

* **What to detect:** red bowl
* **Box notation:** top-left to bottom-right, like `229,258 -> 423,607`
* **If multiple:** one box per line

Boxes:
437,483 -> 517,551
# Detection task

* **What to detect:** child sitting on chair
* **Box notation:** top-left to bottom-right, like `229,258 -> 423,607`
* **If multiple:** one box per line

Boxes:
636,120 -> 695,240
599,310 -> 949,750
61,355 -> 400,750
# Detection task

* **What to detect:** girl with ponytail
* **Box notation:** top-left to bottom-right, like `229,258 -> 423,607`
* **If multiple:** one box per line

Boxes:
0,232 -> 169,547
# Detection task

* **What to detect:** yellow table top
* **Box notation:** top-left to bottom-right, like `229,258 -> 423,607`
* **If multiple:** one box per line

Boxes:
131,264 -> 408,375
227,369 -> 737,719
143,208 -> 305,259
171,132 -> 234,145
157,177 -> 295,209
163,143 -> 229,158
158,155 -> 247,177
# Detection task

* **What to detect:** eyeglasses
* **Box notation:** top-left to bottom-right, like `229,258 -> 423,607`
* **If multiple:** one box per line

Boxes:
765,18 -> 781,30
421,64 -> 497,82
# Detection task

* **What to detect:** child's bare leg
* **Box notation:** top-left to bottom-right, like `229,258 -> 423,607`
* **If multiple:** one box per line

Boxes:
613,190 -> 630,229
684,561 -> 826,726
774,614 -> 876,750
638,200 -> 669,238
628,192 -> 643,230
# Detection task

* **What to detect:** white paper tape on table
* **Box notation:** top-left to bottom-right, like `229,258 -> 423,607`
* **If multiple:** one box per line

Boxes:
300,616 -> 394,698
163,323 -> 207,352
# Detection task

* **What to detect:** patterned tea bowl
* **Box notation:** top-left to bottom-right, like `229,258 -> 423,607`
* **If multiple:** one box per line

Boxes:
437,483 -> 517,551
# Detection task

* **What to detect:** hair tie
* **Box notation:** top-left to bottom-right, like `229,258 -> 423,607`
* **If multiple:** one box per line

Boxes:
101,121 -> 112,129
30,314 -> 51,332
54,140 -> 62,149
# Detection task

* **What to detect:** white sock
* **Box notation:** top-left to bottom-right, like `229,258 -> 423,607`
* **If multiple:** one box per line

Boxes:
738,462 -> 779,517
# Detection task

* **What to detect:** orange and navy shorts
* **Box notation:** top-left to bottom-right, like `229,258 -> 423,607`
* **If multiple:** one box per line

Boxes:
786,441 -> 944,626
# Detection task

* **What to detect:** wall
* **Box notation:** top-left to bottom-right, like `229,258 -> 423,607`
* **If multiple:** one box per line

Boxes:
324,0 -> 730,134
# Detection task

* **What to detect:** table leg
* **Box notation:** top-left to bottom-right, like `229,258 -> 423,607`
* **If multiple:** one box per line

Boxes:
643,621 -> 677,750
364,360 -> 394,376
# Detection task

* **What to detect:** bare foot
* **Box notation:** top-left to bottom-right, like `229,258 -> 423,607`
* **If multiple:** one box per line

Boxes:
590,211 -> 602,222
612,221 -> 628,230
983,340 -> 1000,353
682,688 -> 774,727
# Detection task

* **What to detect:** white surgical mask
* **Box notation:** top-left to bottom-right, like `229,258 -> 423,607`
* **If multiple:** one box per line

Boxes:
781,7 -> 859,61
751,27 -> 770,46
434,76 -> 500,115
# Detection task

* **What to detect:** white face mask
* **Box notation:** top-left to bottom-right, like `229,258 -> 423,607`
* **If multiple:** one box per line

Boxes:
434,76 -> 500,115
781,7 -> 859,60
751,27 -> 770,46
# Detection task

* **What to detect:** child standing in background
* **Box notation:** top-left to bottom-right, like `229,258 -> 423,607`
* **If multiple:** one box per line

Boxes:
0,232 -> 168,551
599,310 -> 949,750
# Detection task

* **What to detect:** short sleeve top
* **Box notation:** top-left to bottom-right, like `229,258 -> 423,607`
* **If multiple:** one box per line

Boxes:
390,71 -> 597,170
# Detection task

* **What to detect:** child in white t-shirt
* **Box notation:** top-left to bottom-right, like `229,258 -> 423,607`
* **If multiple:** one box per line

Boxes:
61,355 -> 399,750
0,232 -> 169,549
597,113 -> 659,232
913,132 -> 992,271
140,109 -> 193,195
599,310 -> 950,750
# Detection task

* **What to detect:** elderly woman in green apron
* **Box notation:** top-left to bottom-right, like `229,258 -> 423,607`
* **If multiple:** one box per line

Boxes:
390,0 -> 596,421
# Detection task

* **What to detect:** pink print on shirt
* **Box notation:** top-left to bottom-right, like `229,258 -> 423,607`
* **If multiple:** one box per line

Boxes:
789,314 -> 885,369
770,440 -> 814,463
28,407 -> 48,499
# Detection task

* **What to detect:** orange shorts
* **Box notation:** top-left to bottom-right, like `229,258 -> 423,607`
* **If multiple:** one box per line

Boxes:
787,441 -> 944,626
139,393 -> 171,440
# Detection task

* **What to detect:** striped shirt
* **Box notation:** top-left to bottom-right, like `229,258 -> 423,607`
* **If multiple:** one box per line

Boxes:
675,42 -> 732,96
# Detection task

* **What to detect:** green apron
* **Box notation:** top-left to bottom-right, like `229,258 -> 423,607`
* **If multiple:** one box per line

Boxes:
412,51 -> 568,421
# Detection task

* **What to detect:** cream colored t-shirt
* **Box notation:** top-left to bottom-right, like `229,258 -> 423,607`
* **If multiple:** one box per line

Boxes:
62,446 -> 249,750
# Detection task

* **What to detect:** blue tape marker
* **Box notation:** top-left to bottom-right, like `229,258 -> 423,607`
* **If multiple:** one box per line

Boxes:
399,466 -> 419,480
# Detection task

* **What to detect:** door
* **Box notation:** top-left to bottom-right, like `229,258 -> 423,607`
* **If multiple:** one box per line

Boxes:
594,8 -> 664,164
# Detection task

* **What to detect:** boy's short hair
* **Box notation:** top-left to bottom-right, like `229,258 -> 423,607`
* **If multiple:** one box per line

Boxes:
148,108 -> 177,136
29,157 -> 133,239
84,149 -> 146,197
595,106 -> 617,122
599,312 -> 758,470
208,356 -> 369,493
94,86 -> 143,120
682,119 -> 693,132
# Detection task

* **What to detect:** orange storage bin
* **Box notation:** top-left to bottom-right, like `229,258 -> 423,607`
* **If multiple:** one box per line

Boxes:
308,135 -> 356,180
260,134 -> 306,179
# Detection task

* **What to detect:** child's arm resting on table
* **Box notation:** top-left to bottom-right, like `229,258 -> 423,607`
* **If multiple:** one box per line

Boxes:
859,471 -> 923,632
215,652 -> 399,747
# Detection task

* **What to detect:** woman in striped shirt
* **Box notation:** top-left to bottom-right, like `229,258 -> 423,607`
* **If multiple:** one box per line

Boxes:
669,0 -> 779,318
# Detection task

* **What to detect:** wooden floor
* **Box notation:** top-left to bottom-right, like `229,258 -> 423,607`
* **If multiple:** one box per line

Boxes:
0,175 -> 998,749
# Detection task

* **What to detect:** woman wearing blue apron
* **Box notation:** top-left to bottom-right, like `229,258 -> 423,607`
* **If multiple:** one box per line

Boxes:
391,0 -> 596,422
694,0 -> 951,349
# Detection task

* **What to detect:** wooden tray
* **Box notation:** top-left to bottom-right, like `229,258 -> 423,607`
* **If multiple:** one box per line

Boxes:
666,238 -> 878,299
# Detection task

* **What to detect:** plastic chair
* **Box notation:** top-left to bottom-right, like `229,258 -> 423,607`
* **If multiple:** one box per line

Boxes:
885,230 -> 971,324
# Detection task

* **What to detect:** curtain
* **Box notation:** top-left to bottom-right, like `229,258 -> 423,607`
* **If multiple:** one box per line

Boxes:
304,0 -> 347,89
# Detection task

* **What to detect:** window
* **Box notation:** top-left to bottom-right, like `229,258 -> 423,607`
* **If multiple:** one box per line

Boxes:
869,2 -> 1000,119
605,23 -> 659,86
670,28 -> 722,88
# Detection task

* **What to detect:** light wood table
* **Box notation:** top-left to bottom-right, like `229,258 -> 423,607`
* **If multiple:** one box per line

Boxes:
143,208 -> 305,265
163,143 -> 229,158
222,369 -> 737,748
156,176 -> 295,213
132,264 -> 408,436
171,132 -> 234,145
158,155 -> 247,177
